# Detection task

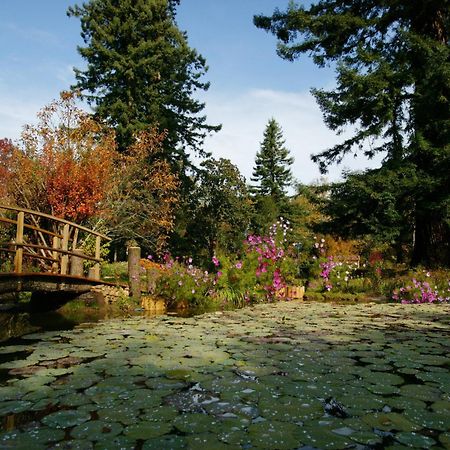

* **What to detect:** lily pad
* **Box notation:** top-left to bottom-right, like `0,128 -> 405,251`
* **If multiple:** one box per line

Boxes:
395,432 -> 436,448
94,436 -> 136,450
97,407 -> 139,425
248,421 -> 304,449
362,412 -> 420,432
399,384 -> 442,402
0,427 -> 65,447
123,421 -> 173,439
0,400 -> 32,415
42,409 -> 91,428
142,435 -> 187,449
173,412 -> 217,434
71,420 -> 123,440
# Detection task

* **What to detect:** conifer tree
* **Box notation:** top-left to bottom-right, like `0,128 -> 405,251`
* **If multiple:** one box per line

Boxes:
251,118 -> 294,200
255,1 -> 450,266
68,0 -> 220,162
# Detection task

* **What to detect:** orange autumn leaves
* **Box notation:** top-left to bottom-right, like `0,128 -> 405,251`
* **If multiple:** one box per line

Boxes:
0,92 -> 179,250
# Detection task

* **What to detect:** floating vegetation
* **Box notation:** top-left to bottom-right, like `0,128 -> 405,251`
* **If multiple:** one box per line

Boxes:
0,301 -> 449,448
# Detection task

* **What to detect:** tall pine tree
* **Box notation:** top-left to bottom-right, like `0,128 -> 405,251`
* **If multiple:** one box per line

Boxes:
255,1 -> 450,266
68,0 -> 220,163
251,118 -> 294,200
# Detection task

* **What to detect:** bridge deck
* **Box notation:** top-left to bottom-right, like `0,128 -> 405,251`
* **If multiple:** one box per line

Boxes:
0,272 -> 122,296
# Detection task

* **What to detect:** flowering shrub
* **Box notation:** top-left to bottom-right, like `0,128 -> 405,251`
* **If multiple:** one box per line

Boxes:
148,219 -> 302,308
392,271 -> 450,304
154,255 -> 215,307
215,218 -> 299,303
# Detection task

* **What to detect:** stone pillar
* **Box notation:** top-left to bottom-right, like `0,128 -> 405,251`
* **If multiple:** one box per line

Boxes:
128,246 -> 141,300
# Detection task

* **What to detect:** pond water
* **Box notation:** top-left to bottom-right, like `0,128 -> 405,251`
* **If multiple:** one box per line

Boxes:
0,301 -> 449,449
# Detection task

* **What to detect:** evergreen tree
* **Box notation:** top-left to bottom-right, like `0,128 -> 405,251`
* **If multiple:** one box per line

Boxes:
255,1 -> 450,266
68,0 -> 220,162
251,118 -> 294,200
185,158 -> 252,262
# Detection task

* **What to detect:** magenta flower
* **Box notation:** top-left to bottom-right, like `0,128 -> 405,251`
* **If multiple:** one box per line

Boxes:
212,256 -> 220,267
235,261 -> 243,269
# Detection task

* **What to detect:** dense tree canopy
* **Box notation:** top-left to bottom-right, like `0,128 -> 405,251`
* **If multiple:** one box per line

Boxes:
183,158 -> 252,262
1,92 -> 116,223
105,128 -> 180,254
255,0 -> 450,266
251,118 -> 294,200
325,167 -> 418,262
68,0 -> 220,163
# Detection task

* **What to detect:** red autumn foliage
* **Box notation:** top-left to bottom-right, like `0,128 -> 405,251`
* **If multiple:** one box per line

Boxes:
3,92 -> 116,223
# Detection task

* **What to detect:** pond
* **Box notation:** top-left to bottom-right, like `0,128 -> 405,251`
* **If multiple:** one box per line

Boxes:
0,301 -> 449,449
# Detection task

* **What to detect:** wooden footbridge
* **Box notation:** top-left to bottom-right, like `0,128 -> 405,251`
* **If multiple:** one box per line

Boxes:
0,204 -> 113,305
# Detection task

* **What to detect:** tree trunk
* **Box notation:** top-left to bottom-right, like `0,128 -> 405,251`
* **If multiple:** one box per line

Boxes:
412,214 -> 450,267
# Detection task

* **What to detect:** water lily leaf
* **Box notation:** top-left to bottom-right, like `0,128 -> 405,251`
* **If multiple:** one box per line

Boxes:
0,400 -> 32,415
42,409 -> 91,428
22,427 -> 65,444
94,436 -> 136,450
0,386 -> 25,401
362,412 -> 420,432
366,383 -> 401,395
400,384 -> 442,402
431,400 -> 450,413
50,439 -> 94,449
71,420 -> 123,440
185,433 -> 231,449
395,431 -> 436,448
0,359 -> 35,369
123,421 -> 173,439
248,421 -> 304,449
363,371 -> 404,386
142,435 -> 187,450
53,375 -> 100,391
97,406 -> 138,425
416,371 -> 450,385
58,392 -> 92,407
0,345 -> 31,354
165,369 -> 192,380
349,430 -> 383,446
21,331 -> 61,340
403,409 -> 450,431
388,397 -> 426,411
439,432 -> 450,449
173,412 -> 217,434
218,429 -> 252,447
141,405 -> 178,422
0,432 -> 38,450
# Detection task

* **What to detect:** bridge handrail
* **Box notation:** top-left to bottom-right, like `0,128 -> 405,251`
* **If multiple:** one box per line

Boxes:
0,216 -> 63,239
0,205 -> 111,241
0,204 -> 111,279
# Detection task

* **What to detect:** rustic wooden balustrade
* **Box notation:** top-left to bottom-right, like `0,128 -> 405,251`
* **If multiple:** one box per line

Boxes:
0,205 -> 111,280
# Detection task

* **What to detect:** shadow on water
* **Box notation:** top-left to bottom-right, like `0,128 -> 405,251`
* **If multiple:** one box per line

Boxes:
0,295 -> 215,343
0,301 -> 168,344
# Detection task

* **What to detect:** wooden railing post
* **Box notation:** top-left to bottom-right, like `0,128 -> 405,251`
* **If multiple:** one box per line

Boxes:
128,246 -> 141,300
70,249 -> 85,277
60,224 -> 70,275
92,235 -> 101,280
14,211 -> 24,273
52,236 -> 60,273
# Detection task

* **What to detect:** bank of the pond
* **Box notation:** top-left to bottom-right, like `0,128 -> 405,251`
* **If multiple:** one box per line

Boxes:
0,301 -> 449,449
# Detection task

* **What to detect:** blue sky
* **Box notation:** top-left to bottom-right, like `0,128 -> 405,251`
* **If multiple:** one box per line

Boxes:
0,0 -> 382,184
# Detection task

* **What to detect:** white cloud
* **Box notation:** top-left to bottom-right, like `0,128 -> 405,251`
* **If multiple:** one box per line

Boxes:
199,88 -> 385,185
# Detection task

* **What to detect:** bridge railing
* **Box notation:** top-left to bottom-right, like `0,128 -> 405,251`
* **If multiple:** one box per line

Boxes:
0,205 -> 111,280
